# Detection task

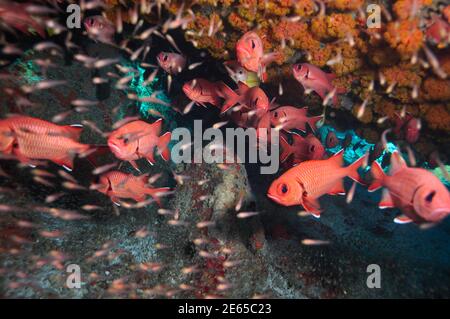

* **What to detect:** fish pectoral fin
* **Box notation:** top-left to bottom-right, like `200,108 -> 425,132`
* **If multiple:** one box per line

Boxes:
129,160 -> 141,172
111,197 -> 121,206
146,152 -> 155,165
53,156 -> 74,171
394,214 -> 413,224
303,197 -> 322,218
327,180 -> 346,196
378,189 -> 394,209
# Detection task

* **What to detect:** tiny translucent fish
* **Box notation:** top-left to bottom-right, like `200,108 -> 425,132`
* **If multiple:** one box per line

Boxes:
297,211 -> 310,217
357,97 -> 368,119
166,34 -> 182,53
52,110 -> 72,123
62,181 -> 86,191
411,84 -> 419,99
71,99 -> 98,107
58,170 -> 78,183
92,162 -> 118,175
199,250 -> 216,258
386,81 -> 396,94
237,211 -> 259,218
223,260 -> 242,268
406,146 -> 416,167
196,221 -> 215,228
377,116 -> 389,124
157,208 -> 174,216
323,88 -> 337,106
81,205 -> 102,211
379,72 -> 386,86
346,181 -> 357,204
183,101 -> 195,114
33,176 -> 55,188
39,230 -> 63,238
301,239 -> 330,246
94,58 -> 120,69
168,220 -> 188,226
181,265 -> 199,274
188,62 -> 203,70
45,193 -> 65,203
193,238 -> 209,246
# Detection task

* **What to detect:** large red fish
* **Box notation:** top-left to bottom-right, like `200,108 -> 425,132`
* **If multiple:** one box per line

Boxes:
84,15 -> 115,44
292,63 -> 345,107
392,112 -> 420,143
425,14 -> 450,48
0,1 -> 46,37
182,78 -> 222,108
0,116 -> 89,170
107,119 -> 171,171
217,82 -> 269,114
236,31 -> 278,81
157,52 -> 186,75
95,170 -> 171,206
267,150 -> 365,217
270,106 -> 323,133
369,151 -> 450,224
279,133 -> 325,163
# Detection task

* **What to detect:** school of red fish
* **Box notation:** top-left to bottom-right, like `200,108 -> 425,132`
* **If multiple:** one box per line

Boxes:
0,0 -> 450,298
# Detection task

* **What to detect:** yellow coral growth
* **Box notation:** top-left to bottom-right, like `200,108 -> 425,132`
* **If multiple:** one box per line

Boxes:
311,13 -> 357,40
327,0 -> 365,11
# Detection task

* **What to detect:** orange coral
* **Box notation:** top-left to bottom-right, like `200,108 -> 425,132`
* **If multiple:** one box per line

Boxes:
311,13 -> 357,40
327,0 -> 365,11
424,104 -> 450,130
393,0 -> 433,20
384,19 -> 423,56
421,78 -> 450,102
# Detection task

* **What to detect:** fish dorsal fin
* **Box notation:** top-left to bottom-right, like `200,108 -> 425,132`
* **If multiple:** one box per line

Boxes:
325,72 -> 336,81
65,125 -> 83,140
237,81 -> 249,93
291,131 -> 305,142
389,151 -> 407,174
330,149 -> 344,166
151,118 -> 163,136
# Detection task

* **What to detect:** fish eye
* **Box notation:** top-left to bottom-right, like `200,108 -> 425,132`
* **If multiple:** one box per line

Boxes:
123,137 -> 129,144
239,70 -> 243,74
163,54 -> 168,62
278,183 -> 289,195
425,190 -> 436,203
251,40 -> 256,49
297,64 -> 302,71
274,112 -> 278,118
254,97 -> 259,106
310,145 -> 315,153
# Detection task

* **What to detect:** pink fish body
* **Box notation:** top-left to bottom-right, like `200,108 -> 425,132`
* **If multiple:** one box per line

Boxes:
280,132 -> 325,163
157,52 -> 186,75
268,150 -> 365,217
217,82 -> 269,114
270,106 -> 323,133
107,119 -> 171,170
369,152 -> 450,224
292,63 -> 345,107
182,78 -> 222,108
0,116 -> 89,170
405,118 -> 420,144
0,2 -> 46,37
235,31 -> 278,80
426,15 -> 450,47
84,15 -> 115,44
96,170 -> 171,206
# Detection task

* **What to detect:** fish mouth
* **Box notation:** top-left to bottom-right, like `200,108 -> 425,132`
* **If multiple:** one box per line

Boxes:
267,193 -> 281,203
107,140 -> 122,155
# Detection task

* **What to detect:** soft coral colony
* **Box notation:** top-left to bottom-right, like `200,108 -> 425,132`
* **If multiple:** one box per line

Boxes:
154,0 -> 450,134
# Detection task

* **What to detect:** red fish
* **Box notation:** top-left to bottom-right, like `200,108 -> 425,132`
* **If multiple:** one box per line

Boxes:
292,63 -> 345,107
95,170 -> 171,206
235,31 -> 278,81
325,131 -> 339,148
107,119 -> 171,171
280,132 -> 325,163
217,82 -> 269,114
405,117 -> 421,144
0,116 -> 89,170
425,15 -> 450,48
267,150 -> 365,217
157,52 -> 186,75
84,15 -> 115,44
270,106 -> 323,133
392,112 -> 420,143
0,1 -> 46,37
369,151 -> 450,224
182,78 -> 222,108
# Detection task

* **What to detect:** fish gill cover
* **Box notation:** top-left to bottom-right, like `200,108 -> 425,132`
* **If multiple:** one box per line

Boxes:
0,0 -> 449,299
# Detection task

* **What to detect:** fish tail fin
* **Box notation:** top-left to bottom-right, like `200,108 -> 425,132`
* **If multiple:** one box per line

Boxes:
279,135 -> 292,163
145,187 -> 172,206
157,132 -> 171,161
307,115 -> 324,133
216,82 -> 240,114
346,153 -> 366,184
64,125 -> 84,140
368,161 -> 385,192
